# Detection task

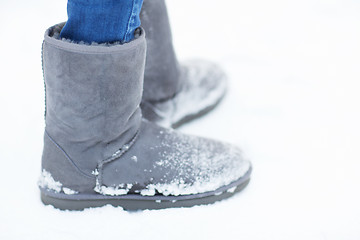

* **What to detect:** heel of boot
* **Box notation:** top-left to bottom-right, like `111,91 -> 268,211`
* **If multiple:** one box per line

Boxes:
40,132 -> 96,194
41,191 -> 93,211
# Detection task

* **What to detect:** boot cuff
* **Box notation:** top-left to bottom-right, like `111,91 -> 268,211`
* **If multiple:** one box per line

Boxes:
44,22 -> 146,53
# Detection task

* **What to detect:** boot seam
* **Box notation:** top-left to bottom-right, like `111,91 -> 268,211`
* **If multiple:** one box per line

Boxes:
41,40 -> 47,120
94,130 -> 140,192
45,131 -> 95,180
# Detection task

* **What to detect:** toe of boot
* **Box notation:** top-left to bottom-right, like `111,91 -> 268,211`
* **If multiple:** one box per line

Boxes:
99,120 -> 251,197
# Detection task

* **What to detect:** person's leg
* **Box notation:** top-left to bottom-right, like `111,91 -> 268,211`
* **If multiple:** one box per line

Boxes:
60,0 -> 143,43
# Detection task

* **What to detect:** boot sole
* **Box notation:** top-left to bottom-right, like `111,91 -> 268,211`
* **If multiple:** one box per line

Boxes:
40,168 -> 251,211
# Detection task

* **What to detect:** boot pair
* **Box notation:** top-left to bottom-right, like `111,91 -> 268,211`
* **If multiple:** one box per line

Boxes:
39,0 -> 252,210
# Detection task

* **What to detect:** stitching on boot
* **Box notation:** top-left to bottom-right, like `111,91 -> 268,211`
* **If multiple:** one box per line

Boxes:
41,41 -> 47,120
45,131 -> 94,179
94,130 -> 140,194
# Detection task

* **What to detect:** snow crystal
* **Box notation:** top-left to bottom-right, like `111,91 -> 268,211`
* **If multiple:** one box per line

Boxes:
131,156 -> 138,162
96,187 -> 129,196
92,169 -> 99,176
140,187 -> 156,197
38,170 -> 62,193
38,169 -> 78,195
63,188 -> 78,195
227,187 -> 237,193
140,179 -> 238,197
94,180 -> 133,196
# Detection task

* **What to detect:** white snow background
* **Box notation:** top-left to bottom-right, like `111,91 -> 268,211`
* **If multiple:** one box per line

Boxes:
1,0 -> 360,239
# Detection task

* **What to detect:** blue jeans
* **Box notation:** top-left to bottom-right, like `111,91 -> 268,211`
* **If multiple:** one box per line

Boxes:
60,0 -> 144,43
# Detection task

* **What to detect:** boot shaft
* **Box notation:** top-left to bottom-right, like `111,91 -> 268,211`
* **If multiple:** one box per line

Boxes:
140,0 -> 181,102
42,23 -> 146,176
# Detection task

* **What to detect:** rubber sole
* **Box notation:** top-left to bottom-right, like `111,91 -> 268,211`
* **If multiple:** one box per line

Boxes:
41,178 -> 250,211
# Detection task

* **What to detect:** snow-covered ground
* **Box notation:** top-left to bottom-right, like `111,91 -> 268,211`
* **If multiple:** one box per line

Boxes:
1,0 -> 359,239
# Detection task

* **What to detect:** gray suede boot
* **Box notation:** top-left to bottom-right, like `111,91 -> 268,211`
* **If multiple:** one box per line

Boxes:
140,0 -> 227,128
39,23 -> 251,211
